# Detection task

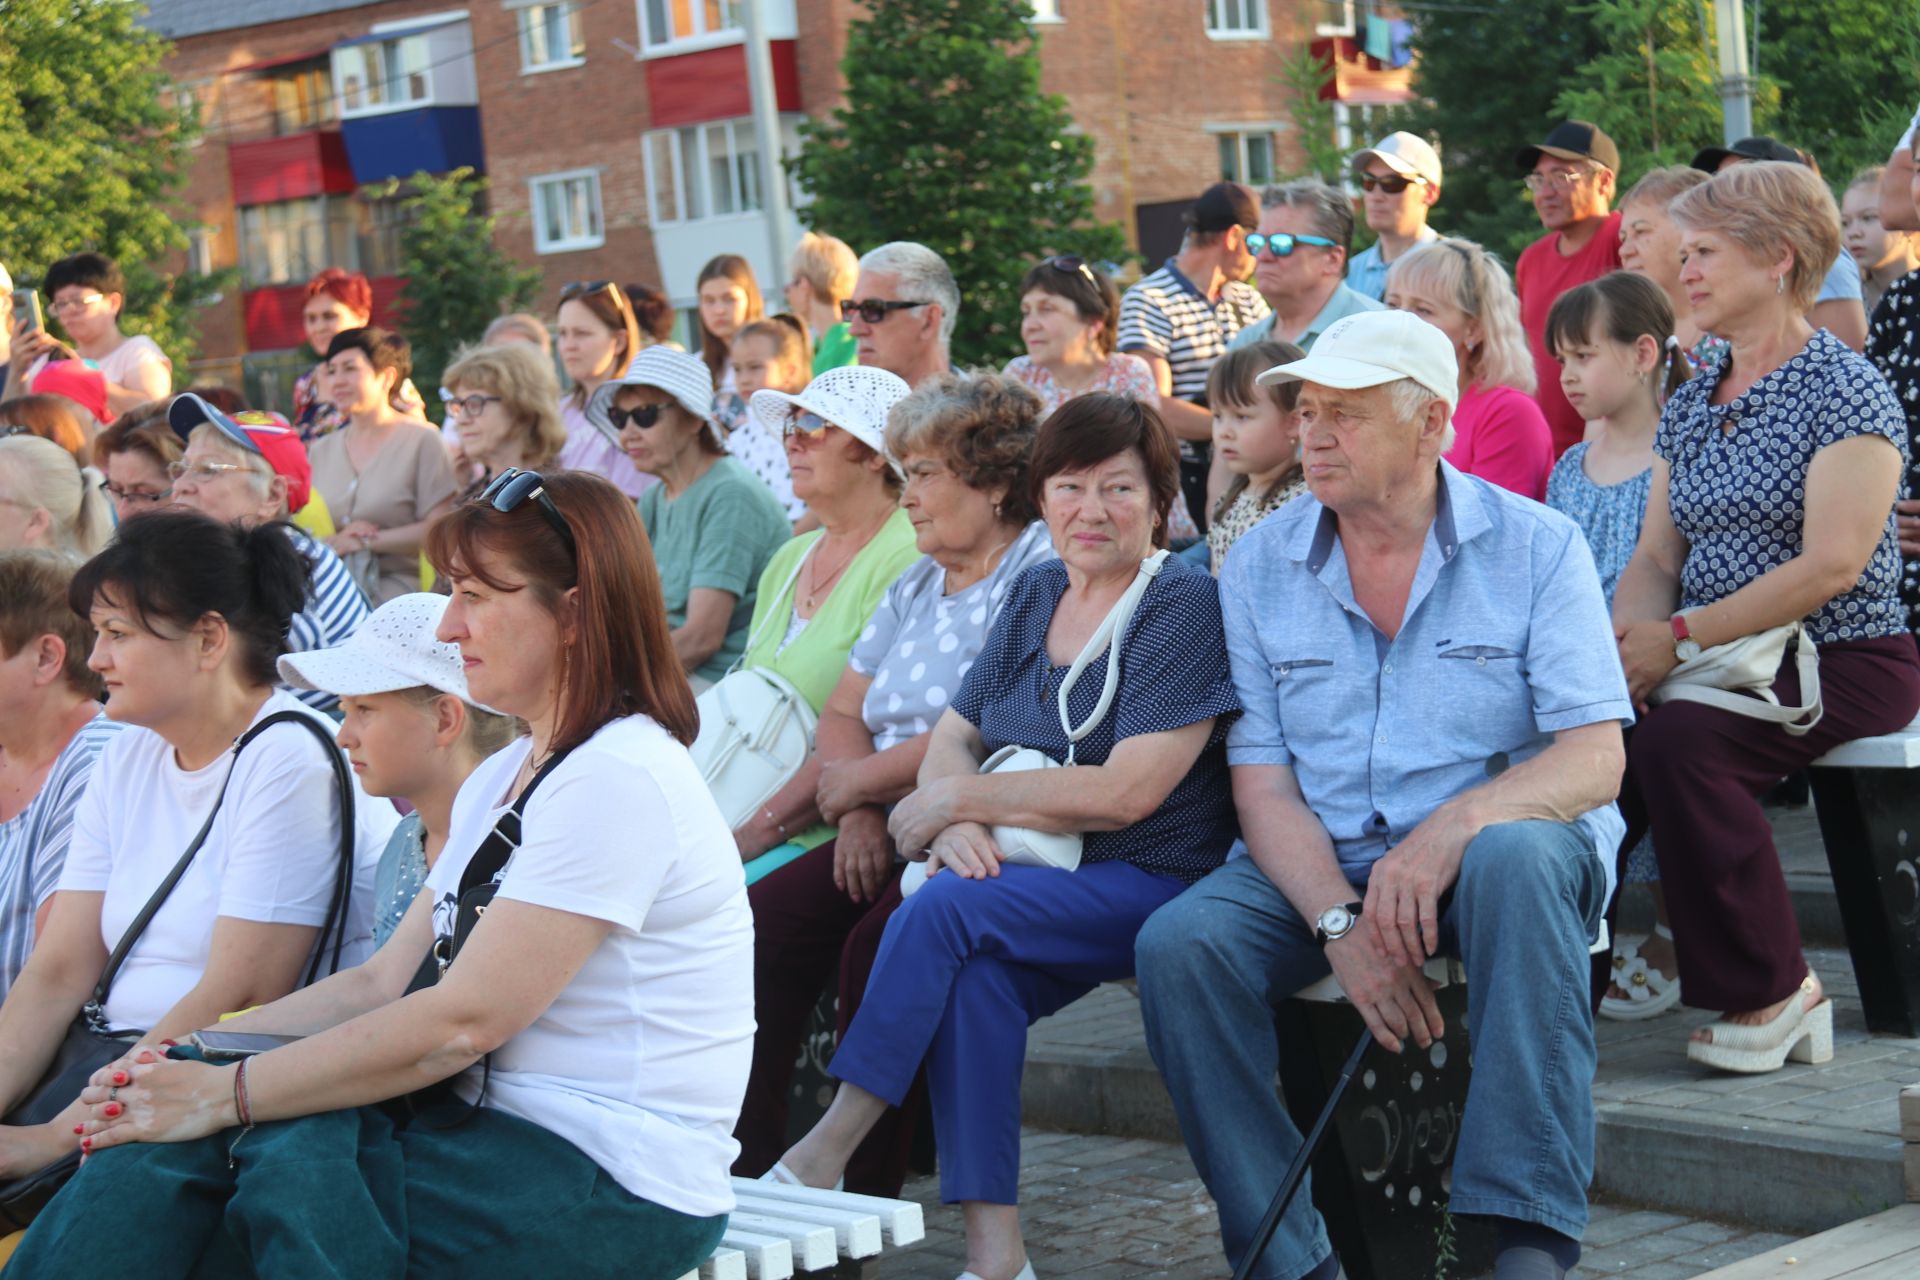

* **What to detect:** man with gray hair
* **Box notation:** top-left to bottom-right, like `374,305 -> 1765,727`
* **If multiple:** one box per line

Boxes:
845,241 -> 959,387
1138,309 -> 1629,1280
1230,179 -> 1382,354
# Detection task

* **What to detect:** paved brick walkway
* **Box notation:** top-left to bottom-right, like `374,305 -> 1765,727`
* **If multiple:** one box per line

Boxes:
864,1129 -> 1798,1278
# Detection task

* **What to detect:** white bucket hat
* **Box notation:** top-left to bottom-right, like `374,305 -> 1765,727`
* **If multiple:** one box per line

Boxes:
278,592 -> 474,701
586,346 -> 717,447
1256,309 -> 1459,410
748,365 -> 912,477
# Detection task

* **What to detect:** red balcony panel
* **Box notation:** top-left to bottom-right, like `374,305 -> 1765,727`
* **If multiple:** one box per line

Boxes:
243,277 -> 406,353
229,131 -> 357,207
644,39 -> 800,129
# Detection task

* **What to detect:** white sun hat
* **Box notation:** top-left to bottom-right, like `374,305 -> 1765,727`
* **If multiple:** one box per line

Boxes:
747,365 -> 912,477
1256,308 -> 1459,409
586,345 -> 718,446
278,592 -> 473,701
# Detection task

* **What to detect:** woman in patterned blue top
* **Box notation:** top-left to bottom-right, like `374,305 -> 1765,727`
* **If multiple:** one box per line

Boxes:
766,396 -> 1240,1280
1612,162 -> 1920,1075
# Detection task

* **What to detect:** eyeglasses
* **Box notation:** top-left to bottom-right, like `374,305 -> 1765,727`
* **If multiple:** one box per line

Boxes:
0,426 -> 31,439
840,298 -> 928,324
1524,169 -> 1593,192
1359,173 -> 1425,194
1045,255 -> 1100,289
607,403 -> 666,432
480,468 -> 577,562
166,460 -> 250,483
783,408 -> 832,441
47,293 -> 105,316
1246,232 -> 1340,258
439,389 -> 503,419
105,483 -> 172,506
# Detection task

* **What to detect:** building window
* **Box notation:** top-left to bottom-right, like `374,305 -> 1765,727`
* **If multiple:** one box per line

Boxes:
263,59 -> 336,136
529,170 -> 605,253
1315,1 -> 1357,36
187,227 -> 218,276
333,33 -> 433,116
1332,102 -> 1381,155
1205,0 -> 1267,39
639,0 -> 740,50
237,196 -> 406,287
518,2 -> 585,71
643,118 -> 765,224
1217,130 -> 1275,187
1028,0 -> 1063,21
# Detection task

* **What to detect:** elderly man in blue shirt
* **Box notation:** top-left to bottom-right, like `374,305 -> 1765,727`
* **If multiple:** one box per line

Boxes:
1136,309 -> 1631,1280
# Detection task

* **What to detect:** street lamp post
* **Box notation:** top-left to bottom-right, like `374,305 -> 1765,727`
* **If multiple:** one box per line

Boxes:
1712,0 -> 1754,144
740,0 -> 795,282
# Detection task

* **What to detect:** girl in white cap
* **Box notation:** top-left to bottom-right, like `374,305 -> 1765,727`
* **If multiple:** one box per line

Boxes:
278,594 -> 519,945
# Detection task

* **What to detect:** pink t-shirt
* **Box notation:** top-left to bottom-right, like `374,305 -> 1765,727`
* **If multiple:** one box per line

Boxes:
556,399 -> 655,501
1446,383 -> 1554,501
1515,212 -> 1623,457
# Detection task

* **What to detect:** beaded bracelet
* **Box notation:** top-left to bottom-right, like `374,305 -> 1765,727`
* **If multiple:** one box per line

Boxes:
227,1058 -> 255,1167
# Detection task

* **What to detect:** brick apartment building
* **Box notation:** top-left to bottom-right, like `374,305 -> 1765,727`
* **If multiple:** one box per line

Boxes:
141,0 -> 1411,401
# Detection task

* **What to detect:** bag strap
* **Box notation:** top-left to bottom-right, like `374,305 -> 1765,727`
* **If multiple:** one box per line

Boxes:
455,743 -> 579,900
82,710 -> 346,1034
731,544 -> 814,675
1662,624 -> 1824,736
1055,550 -> 1170,764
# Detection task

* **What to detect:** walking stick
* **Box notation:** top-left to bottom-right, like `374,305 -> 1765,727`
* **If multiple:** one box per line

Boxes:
1231,1028 -> 1375,1280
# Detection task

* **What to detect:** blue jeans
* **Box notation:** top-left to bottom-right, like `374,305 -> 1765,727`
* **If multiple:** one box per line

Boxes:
1135,820 -> 1606,1280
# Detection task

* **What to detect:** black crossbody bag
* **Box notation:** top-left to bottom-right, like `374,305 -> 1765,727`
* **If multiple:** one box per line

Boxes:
0,710 -> 356,1230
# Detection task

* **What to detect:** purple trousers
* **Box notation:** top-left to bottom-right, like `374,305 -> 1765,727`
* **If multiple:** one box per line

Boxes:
1620,633 -> 1920,1011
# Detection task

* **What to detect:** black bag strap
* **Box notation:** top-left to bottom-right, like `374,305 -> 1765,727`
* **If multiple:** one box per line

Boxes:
82,710 -> 356,1035
454,744 -> 578,900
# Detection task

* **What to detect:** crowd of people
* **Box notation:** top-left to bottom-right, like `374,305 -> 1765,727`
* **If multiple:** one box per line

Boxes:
0,105 -> 1916,1280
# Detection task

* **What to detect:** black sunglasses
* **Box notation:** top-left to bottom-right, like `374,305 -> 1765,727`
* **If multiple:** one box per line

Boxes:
840,298 -> 928,324
607,403 -> 665,432
480,468 -> 577,562
1045,255 -> 1100,289
561,280 -> 631,313
1358,173 -> 1425,194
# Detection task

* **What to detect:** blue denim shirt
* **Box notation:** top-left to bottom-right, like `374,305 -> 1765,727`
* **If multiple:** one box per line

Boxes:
1219,462 -> 1631,898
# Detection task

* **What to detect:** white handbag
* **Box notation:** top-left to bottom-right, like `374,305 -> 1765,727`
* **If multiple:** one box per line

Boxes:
691,553 -> 817,830
1649,619 -> 1822,736
900,550 -> 1170,896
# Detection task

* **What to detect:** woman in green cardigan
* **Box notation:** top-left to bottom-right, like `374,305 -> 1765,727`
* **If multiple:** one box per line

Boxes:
732,366 -> 922,882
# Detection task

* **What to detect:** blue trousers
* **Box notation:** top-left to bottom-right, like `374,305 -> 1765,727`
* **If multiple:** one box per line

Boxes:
1135,820 -> 1606,1280
830,860 -> 1186,1205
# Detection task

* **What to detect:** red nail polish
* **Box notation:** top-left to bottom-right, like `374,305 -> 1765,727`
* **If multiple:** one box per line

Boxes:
111,1071 -> 128,1086
80,1139 -> 91,1153
103,1102 -> 122,1118
72,1125 -> 83,1134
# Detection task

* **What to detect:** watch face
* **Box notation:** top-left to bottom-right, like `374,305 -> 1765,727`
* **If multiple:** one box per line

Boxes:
1319,905 -> 1353,937
1677,639 -> 1702,662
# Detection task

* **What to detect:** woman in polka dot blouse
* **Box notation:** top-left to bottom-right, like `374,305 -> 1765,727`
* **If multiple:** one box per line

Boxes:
735,372 -> 1055,1195
1613,162 -> 1920,1074
765,395 -> 1240,1280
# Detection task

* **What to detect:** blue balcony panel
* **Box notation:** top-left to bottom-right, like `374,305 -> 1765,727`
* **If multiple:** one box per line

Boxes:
339,106 -> 485,185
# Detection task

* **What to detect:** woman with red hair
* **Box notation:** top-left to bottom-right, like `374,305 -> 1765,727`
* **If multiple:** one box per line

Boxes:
292,269 -> 424,443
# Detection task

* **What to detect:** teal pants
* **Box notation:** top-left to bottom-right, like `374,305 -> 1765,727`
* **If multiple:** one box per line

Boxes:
8,1102 -> 726,1279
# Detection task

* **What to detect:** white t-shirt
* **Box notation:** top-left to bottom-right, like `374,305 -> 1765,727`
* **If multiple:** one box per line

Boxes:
60,691 -> 396,1031
426,714 -> 752,1218
28,335 -> 171,396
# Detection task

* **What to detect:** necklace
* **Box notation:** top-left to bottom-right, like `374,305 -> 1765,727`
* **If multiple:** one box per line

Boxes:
799,509 -> 892,611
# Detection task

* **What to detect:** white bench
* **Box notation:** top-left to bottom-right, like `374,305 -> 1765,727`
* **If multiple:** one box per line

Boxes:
674,1178 -> 925,1280
1805,712 -> 1920,1036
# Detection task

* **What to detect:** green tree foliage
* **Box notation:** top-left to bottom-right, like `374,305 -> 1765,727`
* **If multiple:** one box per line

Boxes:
788,0 -> 1128,365
0,0 -> 214,366
1760,0 -> 1920,183
374,168 -> 540,421
1276,47 -> 1346,185
1553,0 -> 1735,185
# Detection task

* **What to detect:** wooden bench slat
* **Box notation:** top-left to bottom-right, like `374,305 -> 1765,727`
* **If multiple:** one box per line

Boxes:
732,1190 -> 885,1257
722,1212 -> 838,1272
730,1177 -> 927,1246
1812,716 -> 1920,769
717,1229 -> 795,1280
1694,1204 -> 1920,1277
682,1246 -> 746,1280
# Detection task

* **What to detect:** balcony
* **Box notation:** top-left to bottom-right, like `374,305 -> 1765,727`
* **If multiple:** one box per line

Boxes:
339,106 -> 485,184
243,276 -> 405,353
228,130 -> 356,207
331,17 -> 484,184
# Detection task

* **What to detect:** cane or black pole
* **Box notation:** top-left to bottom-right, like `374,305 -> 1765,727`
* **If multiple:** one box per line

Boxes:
1231,1028 -> 1375,1280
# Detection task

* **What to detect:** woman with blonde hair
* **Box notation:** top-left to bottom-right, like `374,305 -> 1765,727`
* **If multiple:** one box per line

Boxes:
1386,237 -> 1555,497
1843,166 -> 1920,318
784,231 -> 860,374
440,343 -> 568,499
1617,165 -> 1719,369
0,435 -> 110,557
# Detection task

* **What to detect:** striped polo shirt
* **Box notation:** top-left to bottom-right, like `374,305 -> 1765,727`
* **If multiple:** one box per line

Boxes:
1116,259 -> 1269,404
286,526 -> 371,713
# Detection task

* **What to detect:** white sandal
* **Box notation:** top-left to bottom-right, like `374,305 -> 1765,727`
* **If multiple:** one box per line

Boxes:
1600,924 -> 1682,1021
958,1266 -> 1036,1280
760,1159 -> 844,1193
1687,974 -> 1832,1074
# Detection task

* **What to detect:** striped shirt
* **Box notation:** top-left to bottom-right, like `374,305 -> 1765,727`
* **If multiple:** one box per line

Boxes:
1116,259 -> 1269,403
0,714 -> 122,997
286,527 -> 371,713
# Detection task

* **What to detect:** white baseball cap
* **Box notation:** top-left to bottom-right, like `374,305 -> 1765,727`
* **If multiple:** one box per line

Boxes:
748,365 -> 912,477
278,592 -> 474,701
586,346 -> 718,447
1351,131 -> 1443,188
1256,309 -> 1459,408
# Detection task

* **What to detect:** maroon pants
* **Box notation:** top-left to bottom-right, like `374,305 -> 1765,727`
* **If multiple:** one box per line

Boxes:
731,841 -> 927,1196
1620,634 -> 1920,1011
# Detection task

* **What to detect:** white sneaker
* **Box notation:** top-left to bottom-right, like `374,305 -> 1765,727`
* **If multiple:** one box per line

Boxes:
956,1264 -> 1036,1280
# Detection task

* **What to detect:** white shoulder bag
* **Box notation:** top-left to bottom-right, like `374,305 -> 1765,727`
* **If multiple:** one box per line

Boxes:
1649,619 -> 1822,736
900,550 -> 1170,897
691,551 -> 818,830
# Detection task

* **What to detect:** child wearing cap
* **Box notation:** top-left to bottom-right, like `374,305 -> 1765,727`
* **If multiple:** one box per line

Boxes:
279,594 -> 519,944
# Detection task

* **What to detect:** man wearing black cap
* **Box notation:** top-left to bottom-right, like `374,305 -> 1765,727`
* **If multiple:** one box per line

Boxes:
1691,136 -> 1870,351
1116,181 -> 1269,531
1514,121 -> 1624,457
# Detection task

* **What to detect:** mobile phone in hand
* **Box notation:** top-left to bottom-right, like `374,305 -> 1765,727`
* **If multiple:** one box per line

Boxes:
10,288 -> 42,336
190,1030 -> 304,1061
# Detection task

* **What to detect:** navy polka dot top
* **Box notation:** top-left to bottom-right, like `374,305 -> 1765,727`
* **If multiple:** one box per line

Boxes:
951,555 -> 1241,884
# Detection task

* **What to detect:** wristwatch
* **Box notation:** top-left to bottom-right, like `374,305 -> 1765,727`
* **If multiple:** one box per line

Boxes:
1670,612 -> 1702,663
1314,901 -> 1364,947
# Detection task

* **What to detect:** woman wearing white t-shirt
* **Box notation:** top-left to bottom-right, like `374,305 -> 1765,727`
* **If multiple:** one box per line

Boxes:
0,510 -> 392,1185
18,472 -> 753,1279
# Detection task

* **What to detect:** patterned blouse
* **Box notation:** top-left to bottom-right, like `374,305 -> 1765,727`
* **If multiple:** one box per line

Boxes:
1544,443 -> 1652,604
1655,328 -> 1909,644
1003,352 -> 1161,417
1865,273 -> 1920,631
1207,474 -> 1309,575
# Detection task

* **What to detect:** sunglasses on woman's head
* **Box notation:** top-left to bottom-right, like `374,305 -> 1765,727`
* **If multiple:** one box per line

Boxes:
1246,232 -> 1340,258
783,408 -> 832,441
480,468 -> 578,562
1359,173 -> 1424,194
607,403 -> 666,432
839,298 -> 928,324
1045,255 -> 1100,288
560,280 -> 632,313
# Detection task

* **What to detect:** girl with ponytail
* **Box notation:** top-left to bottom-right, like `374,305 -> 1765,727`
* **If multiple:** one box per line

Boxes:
0,509 -> 395,1192
0,435 -> 111,558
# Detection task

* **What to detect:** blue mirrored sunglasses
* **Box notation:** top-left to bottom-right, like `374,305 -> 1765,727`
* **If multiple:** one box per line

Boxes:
1246,232 -> 1339,257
